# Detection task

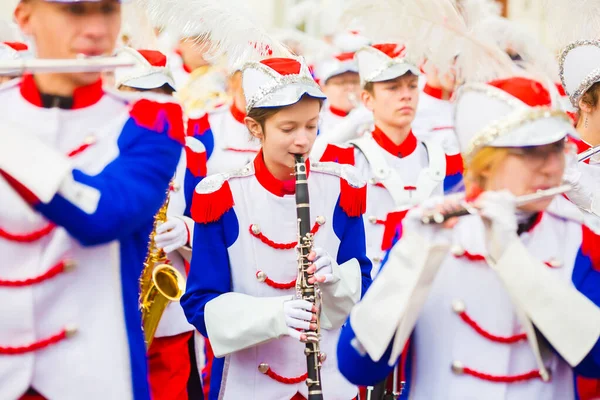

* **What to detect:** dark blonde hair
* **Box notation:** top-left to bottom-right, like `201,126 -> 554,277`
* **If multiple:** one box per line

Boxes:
463,147 -> 510,197
581,81 -> 600,110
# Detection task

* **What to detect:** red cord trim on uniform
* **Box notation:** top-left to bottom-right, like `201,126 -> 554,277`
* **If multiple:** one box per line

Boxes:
461,366 -> 543,383
0,328 -> 71,355
431,126 -> 454,131
0,223 -> 56,243
66,141 -> 94,158
261,366 -> 308,384
340,179 -> 367,217
454,250 -> 486,262
256,271 -> 296,289
250,222 -> 321,250
191,181 -> 234,224
457,311 -> 527,344
0,260 -> 71,287
224,147 -> 260,153
373,182 -> 417,191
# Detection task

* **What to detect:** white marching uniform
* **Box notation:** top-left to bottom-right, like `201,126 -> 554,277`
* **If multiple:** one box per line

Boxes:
0,75 -> 183,400
180,154 -> 373,400
320,127 -> 463,276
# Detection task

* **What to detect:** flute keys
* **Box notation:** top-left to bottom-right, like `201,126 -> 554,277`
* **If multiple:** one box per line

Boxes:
251,224 -> 261,235
256,271 -> 267,282
258,363 -> 270,374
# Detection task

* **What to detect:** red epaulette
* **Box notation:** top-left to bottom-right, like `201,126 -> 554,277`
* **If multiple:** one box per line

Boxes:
445,153 -> 464,176
129,99 -> 185,145
187,112 -> 211,137
311,162 -> 366,217
184,137 -> 207,178
319,143 -> 356,166
191,174 -> 234,224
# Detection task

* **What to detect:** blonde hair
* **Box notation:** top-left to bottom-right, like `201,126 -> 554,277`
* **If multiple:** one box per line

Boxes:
463,147 -> 510,197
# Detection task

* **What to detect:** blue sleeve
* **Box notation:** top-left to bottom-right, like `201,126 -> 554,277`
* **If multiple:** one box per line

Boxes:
180,208 -> 239,337
332,197 -> 373,296
443,172 -> 464,194
337,318 -> 397,386
36,118 -> 181,247
572,246 -> 600,378
184,171 -> 203,217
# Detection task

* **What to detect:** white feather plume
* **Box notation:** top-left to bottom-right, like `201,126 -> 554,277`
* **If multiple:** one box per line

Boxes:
121,3 -> 159,50
544,0 -> 600,53
135,0 -> 292,67
271,28 -> 337,64
457,0 -> 502,27
342,0 -> 520,83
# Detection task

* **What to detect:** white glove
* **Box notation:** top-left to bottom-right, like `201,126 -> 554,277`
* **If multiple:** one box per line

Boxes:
283,299 -> 316,341
563,150 -> 582,187
155,217 -> 188,253
402,194 -> 461,245
308,247 -> 338,284
476,191 -> 518,261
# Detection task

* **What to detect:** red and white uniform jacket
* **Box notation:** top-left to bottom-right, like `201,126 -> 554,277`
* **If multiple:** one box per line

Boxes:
180,152 -> 373,400
187,103 -> 260,178
0,75 -> 183,400
339,197 -> 600,400
320,127 -> 463,275
412,84 -> 460,155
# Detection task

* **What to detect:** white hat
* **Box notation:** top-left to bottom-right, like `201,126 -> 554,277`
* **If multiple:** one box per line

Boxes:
559,40 -> 600,108
332,31 -> 371,53
0,41 -> 31,76
315,52 -> 358,84
454,77 -> 576,162
355,43 -> 421,86
242,57 -> 326,112
114,47 -> 176,91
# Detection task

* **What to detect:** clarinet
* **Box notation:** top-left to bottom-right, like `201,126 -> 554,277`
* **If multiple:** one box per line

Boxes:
294,154 -> 324,400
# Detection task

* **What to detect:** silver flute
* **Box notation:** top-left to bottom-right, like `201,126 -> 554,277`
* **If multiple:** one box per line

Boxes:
0,54 -> 134,75
421,184 -> 573,224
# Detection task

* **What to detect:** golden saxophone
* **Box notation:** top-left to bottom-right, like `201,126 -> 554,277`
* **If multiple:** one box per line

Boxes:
139,183 -> 186,348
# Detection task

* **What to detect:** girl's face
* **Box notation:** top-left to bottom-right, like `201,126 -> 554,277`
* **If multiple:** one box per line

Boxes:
247,96 -> 321,178
483,140 -> 566,212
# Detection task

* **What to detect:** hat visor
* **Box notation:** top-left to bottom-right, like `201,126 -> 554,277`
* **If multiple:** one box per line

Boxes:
254,82 -> 326,109
323,66 -> 359,83
369,63 -> 421,83
488,116 -> 578,149
120,72 -> 176,92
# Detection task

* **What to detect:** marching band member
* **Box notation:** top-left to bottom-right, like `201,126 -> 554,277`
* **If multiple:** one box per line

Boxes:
181,56 -> 372,400
114,46 -> 204,400
0,1 -> 184,399
559,40 -> 600,219
314,51 -> 373,144
319,43 -> 463,276
337,76 -> 600,399
412,60 -> 460,155
186,68 -> 261,178
171,34 -> 230,113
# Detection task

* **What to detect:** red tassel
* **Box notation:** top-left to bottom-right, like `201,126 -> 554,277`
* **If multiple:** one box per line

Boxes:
445,153 -> 464,176
191,181 -> 234,224
130,99 -> 185,145
185,143 -> 207,178
320,144 -> 355,165
340,178 -> 366,217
